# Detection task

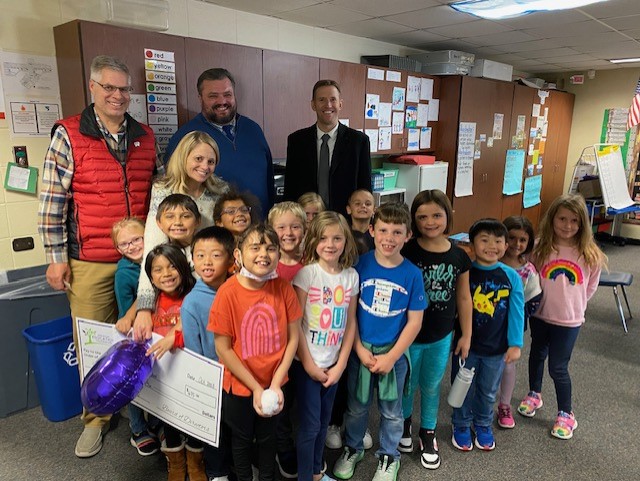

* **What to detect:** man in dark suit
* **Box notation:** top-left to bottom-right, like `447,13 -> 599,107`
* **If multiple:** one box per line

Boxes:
284,79 -> 371,215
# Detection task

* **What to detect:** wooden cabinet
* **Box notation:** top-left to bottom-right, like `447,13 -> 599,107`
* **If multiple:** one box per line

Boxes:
436,76 -> 574,233
540,90 -> 575,215
263,50 -> 319,160
364,67 -> 439,155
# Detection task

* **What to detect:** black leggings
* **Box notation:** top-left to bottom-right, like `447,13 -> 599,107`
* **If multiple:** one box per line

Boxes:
223,390 -> 279,481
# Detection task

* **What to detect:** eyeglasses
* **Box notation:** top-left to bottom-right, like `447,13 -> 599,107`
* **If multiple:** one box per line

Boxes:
117,236 -> 143,251
221,206 -> 251,216
93,80 -> 134,95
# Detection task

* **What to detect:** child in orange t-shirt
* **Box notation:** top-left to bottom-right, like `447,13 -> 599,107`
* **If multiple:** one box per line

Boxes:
209,223 -> 301,481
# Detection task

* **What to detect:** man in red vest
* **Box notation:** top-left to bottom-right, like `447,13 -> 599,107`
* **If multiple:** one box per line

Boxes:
38,55 -> 163,458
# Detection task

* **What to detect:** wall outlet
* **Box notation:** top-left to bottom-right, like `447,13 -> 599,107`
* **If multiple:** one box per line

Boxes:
12,237 -> 34,252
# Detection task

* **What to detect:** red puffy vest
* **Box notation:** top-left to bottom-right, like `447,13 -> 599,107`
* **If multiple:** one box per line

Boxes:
57,110 -> 156,262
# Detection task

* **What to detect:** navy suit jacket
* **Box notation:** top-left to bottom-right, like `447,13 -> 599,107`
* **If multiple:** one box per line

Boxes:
284,123 -> 371,215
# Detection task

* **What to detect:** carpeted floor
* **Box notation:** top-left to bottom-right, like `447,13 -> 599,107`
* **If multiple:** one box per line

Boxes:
1,243 -> 638,481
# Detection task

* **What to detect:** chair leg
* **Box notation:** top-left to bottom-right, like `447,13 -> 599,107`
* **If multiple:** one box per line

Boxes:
613,286 -> 628,334
620,285 -> 633,320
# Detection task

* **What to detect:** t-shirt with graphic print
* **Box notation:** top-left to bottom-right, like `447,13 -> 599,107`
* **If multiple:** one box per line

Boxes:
208,275 -> 302,397
152,292 -> 183,337
402,238 -> 471,344
355,251 -> 427,347
293,263 -> 359,368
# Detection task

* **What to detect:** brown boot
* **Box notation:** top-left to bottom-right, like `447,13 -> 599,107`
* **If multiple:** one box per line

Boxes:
185,445 -> 207,481
162,444 -> 186,481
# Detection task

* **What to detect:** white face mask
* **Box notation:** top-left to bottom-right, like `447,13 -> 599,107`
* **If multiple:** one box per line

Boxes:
236,252 -> 279,283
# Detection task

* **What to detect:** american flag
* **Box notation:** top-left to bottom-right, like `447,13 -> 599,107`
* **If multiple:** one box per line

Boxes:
627,77 -> 640,131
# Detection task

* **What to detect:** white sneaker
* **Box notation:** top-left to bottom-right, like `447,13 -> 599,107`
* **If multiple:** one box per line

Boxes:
325,425 -> 343,449
363,428 -> 373,450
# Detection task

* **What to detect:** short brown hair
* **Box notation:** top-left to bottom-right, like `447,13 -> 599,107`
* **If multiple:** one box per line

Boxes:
197,68 -> 235,95
410,189 -> 453,235
312,79 -> 341,100
372,202 -> 411,233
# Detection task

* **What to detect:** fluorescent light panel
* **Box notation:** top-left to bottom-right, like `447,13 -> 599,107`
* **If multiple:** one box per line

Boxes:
609,58 -> 640,64
450,0 -> 610,20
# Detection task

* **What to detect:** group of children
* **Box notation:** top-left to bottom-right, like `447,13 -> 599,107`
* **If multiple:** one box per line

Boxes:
108,186 -> 605,481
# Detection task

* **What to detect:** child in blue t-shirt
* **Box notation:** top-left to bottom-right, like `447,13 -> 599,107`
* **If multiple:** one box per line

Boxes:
112,217 -> 160,457
334,202 -> 427,481
450,219 -> 524,453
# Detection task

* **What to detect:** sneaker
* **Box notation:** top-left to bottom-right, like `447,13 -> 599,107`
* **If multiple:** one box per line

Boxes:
130,430 -> 160,456
276,450 -> 298,479
518,391 -> 543,417
321,459 -> 328,475
418,429 -> 440,470
473,425 -> 495,451
363,429 -> 374,450
372,454 -> 400,481
451,426 -> 473,451
319,475 -> 337,481
333,446 -> 364,480
497,403 -> 515,429
551,411 -> 577,440
326,425 -> 343,449
209,477 -> 229,481
75,424 -> 109,458
398,418 -> 413,453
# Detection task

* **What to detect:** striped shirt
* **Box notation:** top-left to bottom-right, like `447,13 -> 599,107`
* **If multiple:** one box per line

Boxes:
38,109 -> 164,263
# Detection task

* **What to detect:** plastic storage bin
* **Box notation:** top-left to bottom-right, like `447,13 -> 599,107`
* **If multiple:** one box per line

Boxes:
372,168 -> 399,190
0,265 -> 71,418
371,172 -> 384,192
22,316 -> 82,422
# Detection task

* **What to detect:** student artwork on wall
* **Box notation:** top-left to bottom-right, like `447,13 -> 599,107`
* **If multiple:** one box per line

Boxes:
378,102 -> 391,127
365,94 -> 379,120
392,87 -> 405,111
503,149 -> 525,195
405,105 -> 417,128
379,127 -> 392,151
407,75 -> 421,103
523,175 -> 542,208
392,112 -> 404,135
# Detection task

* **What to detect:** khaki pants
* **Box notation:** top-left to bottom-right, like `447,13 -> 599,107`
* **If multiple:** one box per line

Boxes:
68,258 -> 118,428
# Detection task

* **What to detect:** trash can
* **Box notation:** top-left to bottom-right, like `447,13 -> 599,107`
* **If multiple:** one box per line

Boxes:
0,265 -> 71,418
22,316 -> 82,422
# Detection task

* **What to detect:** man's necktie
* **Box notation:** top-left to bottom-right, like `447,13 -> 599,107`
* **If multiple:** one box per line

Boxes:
222,124 -> 235,142
318,133 -> 330,205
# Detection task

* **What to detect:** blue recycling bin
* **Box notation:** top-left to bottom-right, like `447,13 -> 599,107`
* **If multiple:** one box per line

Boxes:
22,316 -> 82,422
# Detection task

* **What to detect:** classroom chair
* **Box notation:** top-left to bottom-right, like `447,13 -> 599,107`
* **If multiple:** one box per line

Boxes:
598,271 -> 633,333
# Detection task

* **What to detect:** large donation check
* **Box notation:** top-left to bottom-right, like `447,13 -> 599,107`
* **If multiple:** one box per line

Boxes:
75,318 -> 223,447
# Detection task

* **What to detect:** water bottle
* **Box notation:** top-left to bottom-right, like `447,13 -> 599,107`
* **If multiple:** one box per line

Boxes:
447,358 -> 475,408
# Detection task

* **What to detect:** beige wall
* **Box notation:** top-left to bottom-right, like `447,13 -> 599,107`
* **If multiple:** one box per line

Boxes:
545,68 -> 640,239
0,0 -> 421,272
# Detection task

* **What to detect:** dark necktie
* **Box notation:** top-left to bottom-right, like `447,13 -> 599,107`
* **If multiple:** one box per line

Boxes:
222,124 -> 235,142
318,133 -> 330,205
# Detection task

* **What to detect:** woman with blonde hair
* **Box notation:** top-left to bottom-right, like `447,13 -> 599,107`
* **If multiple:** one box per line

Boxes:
134,130 -> 228,341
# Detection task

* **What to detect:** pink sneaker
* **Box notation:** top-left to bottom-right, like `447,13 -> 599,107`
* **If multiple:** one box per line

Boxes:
497,404 -> 515,429
551,411 -> 577,440
517,391 -> 543,417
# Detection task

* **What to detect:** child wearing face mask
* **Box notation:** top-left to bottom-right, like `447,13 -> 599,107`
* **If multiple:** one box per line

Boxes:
209,223 -> 301,481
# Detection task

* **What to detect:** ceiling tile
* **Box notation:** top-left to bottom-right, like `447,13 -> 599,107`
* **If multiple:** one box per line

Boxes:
200,0 -> 323,16
619,29 -> 640,40
556,31 -> 633,47
485,53 -> 527,63
275,3 -> 372,27
374,29 -> 451,47
384,5 -> 477,29
422,39 -> 487,52
494,9 -> 590,29
535,52 -> 599,62
427,19 -> 513,38
327,0 -> 440,17
461,30 -> 538,47
574,40 -> 640,57
599,14 -> 640,31
327,18 -> 415,37
579,0 -> 640,19
523,20 -> 612,39
559,59 -> 615,68
525,47 -> 584,58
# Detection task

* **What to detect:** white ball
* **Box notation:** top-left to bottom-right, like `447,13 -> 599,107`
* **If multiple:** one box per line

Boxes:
261,389 -> 279,415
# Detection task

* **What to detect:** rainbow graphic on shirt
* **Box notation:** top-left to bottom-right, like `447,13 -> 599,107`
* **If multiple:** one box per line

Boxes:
540,259 -> 583,285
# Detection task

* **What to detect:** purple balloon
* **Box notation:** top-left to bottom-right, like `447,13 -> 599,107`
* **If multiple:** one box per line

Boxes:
81,339 -> 154,416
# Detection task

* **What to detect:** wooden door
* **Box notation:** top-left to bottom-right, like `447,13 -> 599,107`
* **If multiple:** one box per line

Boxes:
184,38 -> 263,128
319,59 -> 366,131
263,50 -> 319,159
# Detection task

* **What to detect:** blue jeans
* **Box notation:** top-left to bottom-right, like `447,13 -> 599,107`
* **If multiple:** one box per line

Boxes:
451,351 -> 505,428
528,317 -> 581,413
292,360 -> 338,481
344,351 -> 408,460
128,403 -> 147,435
402,333 -> 452,430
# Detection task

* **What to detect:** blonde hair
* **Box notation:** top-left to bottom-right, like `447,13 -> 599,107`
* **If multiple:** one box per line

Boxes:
161,131 -> 227,196
267,202 -> 307,233
533,194 -> 607,269
297,192 -> 326,211
302,211 -> 358,268
111,217 -> 145,245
